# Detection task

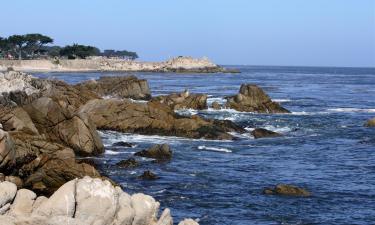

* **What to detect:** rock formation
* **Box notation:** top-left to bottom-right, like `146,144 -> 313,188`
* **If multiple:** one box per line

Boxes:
135,144 -> 173,161
76,76 -> 151,100
78,98 -> 244,140
251,128 -> 282,139
151,90 -> 207,110
365,117 -> 375,127
0,176 -> 196,225
226,84 -> 290,113
116,158 -> 139,168
263,184 -> 311,197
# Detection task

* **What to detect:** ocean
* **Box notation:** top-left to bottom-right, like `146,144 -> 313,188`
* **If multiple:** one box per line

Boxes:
34,66 -> 375,225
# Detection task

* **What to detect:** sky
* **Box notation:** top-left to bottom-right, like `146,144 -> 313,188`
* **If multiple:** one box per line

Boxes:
1,0 -> 375,67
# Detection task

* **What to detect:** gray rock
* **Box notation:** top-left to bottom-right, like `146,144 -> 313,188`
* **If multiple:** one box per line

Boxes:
0,181 -> 17,208
131,193 -> 160,225
178,219 -> 199,225
8,189 -> 36,216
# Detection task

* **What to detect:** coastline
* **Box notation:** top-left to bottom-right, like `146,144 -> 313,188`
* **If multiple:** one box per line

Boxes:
0,57 -> 239,73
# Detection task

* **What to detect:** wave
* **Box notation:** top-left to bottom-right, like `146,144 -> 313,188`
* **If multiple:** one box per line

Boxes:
272,98 -> 291,103
105,150 -> 123,155
198,145 -> 232,153
327,108 -> 375,113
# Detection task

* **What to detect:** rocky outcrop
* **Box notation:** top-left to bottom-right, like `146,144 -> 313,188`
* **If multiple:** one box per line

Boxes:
135,144 -> 172,161
365,117 -> 375,127
178,219 -> 199,225
151,90 -> 207,110
211,101 -> 221,110
76,76 -> 151,100
138,171 -> 159,180
251,128 -> 282,139
79,99 -> 244,140
226,84 -> 290,113
23,97 -> 104,156
0,176 -> 194,225
263,184 -> 311,197
0,56 -> 235,74
116,158 -> 139,168
0,128 -> 15,170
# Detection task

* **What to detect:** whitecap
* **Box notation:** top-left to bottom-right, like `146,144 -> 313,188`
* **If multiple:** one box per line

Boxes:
327,108 -> 375,113
272,98 -> 291,103
198,145 -> 232,153
105,150 -> 122,155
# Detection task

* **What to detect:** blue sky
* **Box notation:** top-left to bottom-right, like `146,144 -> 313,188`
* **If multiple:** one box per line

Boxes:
1,0 -> 375,67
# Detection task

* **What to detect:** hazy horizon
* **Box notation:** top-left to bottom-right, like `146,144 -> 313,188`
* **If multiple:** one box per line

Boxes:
2,0 -> 374,67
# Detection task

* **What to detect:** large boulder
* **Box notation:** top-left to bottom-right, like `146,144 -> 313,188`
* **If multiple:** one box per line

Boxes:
75,75 -> 151,100
0,176 -> 191,225
0,128 -> 15,170
23,97 -> 104,156
79,99 -> 244,140
226,84 -> 290,113
135,144 -> 172,161
151,90 -> 207,110
0,107 -> 39,134
365,117 -> 375,127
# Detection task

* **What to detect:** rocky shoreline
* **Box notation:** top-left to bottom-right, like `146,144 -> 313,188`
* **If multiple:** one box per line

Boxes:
0,70 -> 291,224
0,57 -> 239,73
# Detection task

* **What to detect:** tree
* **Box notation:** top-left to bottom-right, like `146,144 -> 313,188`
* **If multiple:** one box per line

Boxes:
102,49 -> 138,60
60,44 -> 101,59
24,33 -> 53,58
7,35 -> 28,60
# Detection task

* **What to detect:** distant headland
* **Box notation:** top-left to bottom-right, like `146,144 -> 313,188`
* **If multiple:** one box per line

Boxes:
0,33 -> 238,73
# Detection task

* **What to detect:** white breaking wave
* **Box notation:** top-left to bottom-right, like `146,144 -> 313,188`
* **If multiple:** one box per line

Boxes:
272,98 -> 291,103
198,145 -> 232,153
105,150 -> 122,155
327,108 -> 375,113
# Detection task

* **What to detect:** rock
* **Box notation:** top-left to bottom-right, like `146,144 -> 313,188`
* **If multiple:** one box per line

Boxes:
34,179 -> 76,217
5,176 -> 23,189
263,184 -> 311,197
0,106 -> 39,134
178,219 -> 200,225
225,84 -> 290,113
211,101 -> 221,110
0,128 -> 15,170
135,144 -> 172,161
131,193 -> 160,224
79,98 -> 243,140
365,117 -> 375,127
156,208 -> 173,225
76,75 -> 151,100
8,189 -> 36,216
0,181 -> 17,208
0,177 -> 197,225
23,97 -> 104,156
138,171 -> 159,180
116,158 -> 139,168
151,91 -> 208,110
0,173 -> 4,182
251,128 -> 282,139
112,141 -> 134,148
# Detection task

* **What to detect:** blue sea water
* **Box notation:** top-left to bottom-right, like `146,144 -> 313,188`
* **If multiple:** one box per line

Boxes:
34,66 -> 375,225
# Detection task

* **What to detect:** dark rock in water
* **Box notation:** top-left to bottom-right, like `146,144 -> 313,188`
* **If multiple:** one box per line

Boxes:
75,75 -> 151,100
135,144 -> 172,161
116,158 -> 139,168
251,128 -> 282,139
263,184 -> 311,197
112,141 -> 134,148
225,84 -> 290,113
138,170 -> 159,180
79,98 -> 242,140
211,101 -> 221,110
151,90 -> 207,110
365,117 -> 375,127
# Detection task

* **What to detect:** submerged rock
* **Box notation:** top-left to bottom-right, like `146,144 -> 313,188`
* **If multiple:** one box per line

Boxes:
263,184 -> 311,197
138,171 -> 159,180
0,176 -> 193,224
365,117 -> 375,127
112,141 -> 134,148
251,128 -> 282,139
225,84 -> 290,113
116,158 -> 139,168
76,75 -> 151,100
135,144 -> 172,161
211,101 -> 221,110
